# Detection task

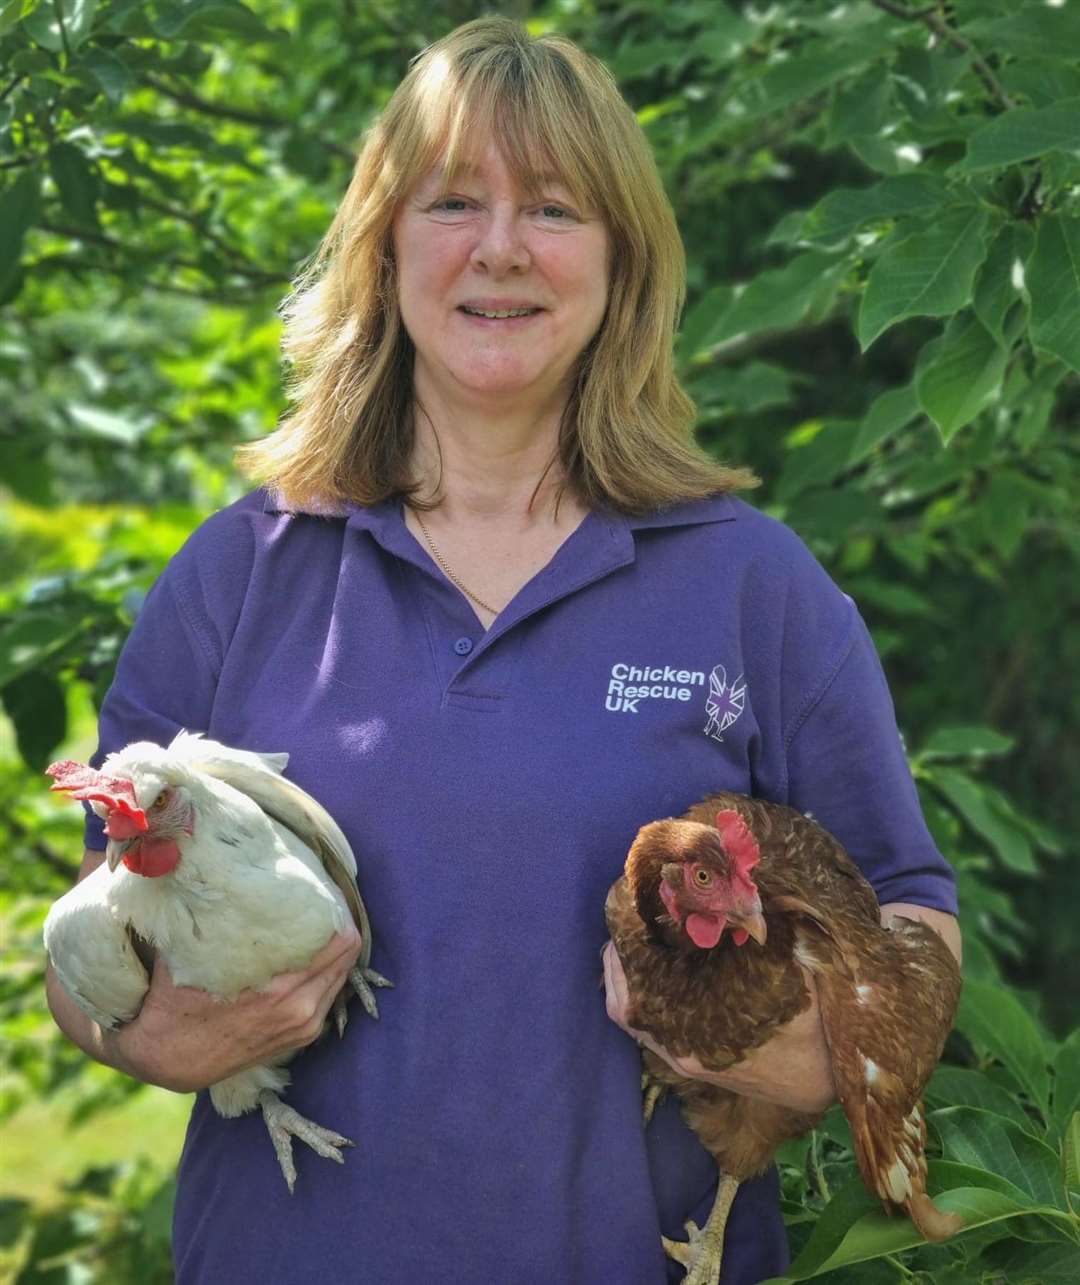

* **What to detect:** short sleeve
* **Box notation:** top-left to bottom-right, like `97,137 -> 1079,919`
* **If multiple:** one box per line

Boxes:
784,601 -> 958,915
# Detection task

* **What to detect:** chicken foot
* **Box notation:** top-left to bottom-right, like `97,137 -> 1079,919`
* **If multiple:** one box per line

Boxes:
257,1089 -> 354,1194
642,1070 -> 666,1126
332,964 -> 395,1036
662,1173 -> 740,1285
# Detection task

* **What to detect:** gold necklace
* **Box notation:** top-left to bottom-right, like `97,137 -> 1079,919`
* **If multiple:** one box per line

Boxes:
411,508 -> 499,616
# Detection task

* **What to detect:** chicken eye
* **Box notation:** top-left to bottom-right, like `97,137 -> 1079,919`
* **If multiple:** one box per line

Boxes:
694,868 -> 712,886
150,791 -> 169,810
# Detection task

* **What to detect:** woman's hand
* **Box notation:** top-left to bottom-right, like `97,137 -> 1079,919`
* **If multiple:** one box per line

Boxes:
602,940 -> 836,1115
112,929 -> 363,1094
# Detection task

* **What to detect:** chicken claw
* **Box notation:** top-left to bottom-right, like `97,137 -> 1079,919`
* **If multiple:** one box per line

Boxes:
662,1174 -> 739,1285
257,1089 -> 354,1194
642,1069 -> 666,1126
331,965 -> 395,1036
349,964 -> 394,1019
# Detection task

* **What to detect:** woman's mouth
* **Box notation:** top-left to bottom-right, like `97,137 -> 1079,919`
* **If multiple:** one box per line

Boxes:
457,303 -> 540,318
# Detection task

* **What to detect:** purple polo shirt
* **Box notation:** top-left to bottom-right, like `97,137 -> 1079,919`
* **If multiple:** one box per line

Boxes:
84,487 -> 957,1285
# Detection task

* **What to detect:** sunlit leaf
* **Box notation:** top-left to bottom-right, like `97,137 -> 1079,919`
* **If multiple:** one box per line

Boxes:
21,0 -> 97,51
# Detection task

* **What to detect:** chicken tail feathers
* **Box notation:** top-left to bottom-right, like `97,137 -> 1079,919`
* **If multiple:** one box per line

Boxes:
905,1190 -> 964,1242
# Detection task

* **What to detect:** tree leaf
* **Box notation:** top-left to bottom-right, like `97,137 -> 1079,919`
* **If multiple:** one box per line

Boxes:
712,254 -> 846,345
80,46 -> 135,102
800,174 -> 949,246
847,383 -> 920,465
824,67 -> 891,148
981,1239 -> 1080,1283
857,206 -> 989,350
1,670 -> 67,772
926,1067 -> 1038,1132
932,1107 -> 1066,1210
47,142 -> 101,230
1054,1032 -> 1080,1135
0,0 -> 35,37
733,36 -> 884,124
677,284 -> 735,364
65,402 -> 149,444
958,96 -> 1080,173
1064,1114 -> 1080,1216
22,0 -> 98,52
0,614 -> 85,689
930,766 -> 1037,873
1027,215 -> 1080,374
914,312 -> 1007,443
973,223 -> 1035,344
962,9 -> 1080,62
0,169 -> 41,298
956,981 -> 1050,1113
150,0 -> 284,42
691,362 -> 794,414
918,726 -> 1015,762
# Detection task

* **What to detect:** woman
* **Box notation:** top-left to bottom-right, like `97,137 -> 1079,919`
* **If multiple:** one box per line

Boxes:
47,17 -> 959,1284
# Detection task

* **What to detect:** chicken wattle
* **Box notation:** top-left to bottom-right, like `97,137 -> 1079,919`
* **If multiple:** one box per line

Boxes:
44,730 -> 392,1192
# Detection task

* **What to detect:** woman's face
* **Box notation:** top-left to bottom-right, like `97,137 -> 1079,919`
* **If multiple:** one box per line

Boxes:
392,137 -> 610,412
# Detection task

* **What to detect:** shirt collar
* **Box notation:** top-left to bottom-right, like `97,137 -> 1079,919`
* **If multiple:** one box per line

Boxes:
262,488 -> 739,531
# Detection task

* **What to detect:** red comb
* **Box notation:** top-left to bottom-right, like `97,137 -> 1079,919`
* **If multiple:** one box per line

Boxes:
45,760 -> 147,829
715,809 -> 760,885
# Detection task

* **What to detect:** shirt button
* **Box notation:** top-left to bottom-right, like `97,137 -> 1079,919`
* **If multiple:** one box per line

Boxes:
453,637 -> 473,656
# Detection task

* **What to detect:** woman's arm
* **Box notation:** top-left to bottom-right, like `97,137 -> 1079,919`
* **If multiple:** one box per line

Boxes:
603,907 -> 961,1115
47,848 -> 363,1094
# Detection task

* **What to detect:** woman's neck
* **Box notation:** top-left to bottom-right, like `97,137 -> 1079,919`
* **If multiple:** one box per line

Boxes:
408,396 -> 578,527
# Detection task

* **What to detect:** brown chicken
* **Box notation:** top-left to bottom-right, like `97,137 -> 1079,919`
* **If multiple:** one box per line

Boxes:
605,791 -> 963,1285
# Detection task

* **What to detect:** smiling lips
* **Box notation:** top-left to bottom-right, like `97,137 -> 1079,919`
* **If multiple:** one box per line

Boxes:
457,298 -> 544,323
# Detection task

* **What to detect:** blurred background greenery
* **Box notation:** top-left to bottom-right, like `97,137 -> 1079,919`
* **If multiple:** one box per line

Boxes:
1,0 -> 1078,1280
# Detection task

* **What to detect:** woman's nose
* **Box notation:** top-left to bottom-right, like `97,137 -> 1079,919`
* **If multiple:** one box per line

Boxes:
469,206 -> 530,275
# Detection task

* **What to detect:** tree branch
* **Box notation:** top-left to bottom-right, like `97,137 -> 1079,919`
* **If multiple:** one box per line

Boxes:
131,189 -> 292,282
34,221 -> 291,286
1,76 -> 26,104
138,73 -> 356,162
870,0 -> 1014,111
5,810 -> 79,882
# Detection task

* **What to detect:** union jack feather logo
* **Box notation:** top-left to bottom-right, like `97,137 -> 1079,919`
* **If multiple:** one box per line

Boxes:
704,665 -> 746,742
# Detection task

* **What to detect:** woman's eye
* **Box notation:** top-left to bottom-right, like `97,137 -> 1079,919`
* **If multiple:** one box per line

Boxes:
432,198 -> 470,212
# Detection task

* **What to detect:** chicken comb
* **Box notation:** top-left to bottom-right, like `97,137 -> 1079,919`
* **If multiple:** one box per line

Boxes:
714,809 -> 760,887
45,760 -> 145,824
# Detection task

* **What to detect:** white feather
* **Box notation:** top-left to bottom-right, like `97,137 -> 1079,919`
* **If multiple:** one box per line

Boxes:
44,863 -> 149,1028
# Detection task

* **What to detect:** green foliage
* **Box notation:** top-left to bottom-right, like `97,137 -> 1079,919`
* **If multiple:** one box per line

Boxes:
1,0 -> 1077,1280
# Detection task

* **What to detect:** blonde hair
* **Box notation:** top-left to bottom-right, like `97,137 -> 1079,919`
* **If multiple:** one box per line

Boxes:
235,15 -> 757,514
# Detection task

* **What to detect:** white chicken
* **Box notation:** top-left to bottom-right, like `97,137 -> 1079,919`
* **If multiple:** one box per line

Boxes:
44,730 -> 391,1192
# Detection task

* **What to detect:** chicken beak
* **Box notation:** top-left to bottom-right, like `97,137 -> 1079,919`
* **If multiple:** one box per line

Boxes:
105,835 -> 140,872
740,911 -> 768,945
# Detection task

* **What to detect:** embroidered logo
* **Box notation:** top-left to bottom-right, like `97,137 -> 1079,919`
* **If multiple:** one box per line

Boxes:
704,665 -> 746,742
